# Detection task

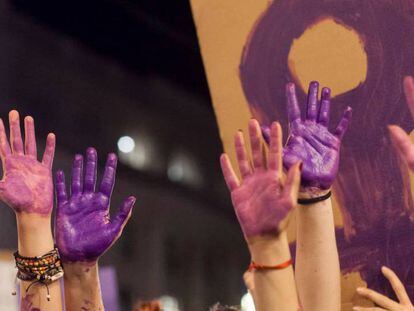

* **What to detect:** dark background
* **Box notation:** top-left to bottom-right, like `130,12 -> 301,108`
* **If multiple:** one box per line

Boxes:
0,0 -> 249,310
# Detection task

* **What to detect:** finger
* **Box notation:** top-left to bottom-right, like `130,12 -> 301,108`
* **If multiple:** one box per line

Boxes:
84,147 -> 97,192
356,287 -> 400,309
71,154 -> 83,195
282,162 -> 301,203
42,133 -> 56,168
261,125 -> 270,145
403,76 -> 414,119
334,106 -> 353,139
388,125 -> 414,170
220,153 -> 240,191
0,119 -> 11,158
99,153 -> 117,197
55,170 -> 68,205
306,81 -> 319,121
249,119 -> 264,169
318,87 -> 331,126
286,83 -> 301,124
267,122 -> 283,174
381,266 -> 412,305
110,196 -> 136,239
235,131 -> 251,178
8,110 -> 24,154
24,116 -> 37,158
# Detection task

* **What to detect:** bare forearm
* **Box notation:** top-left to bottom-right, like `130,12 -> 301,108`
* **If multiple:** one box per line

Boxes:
249,232 -> 299,311
295,197 -> 340,311
16,213 -> 63,311
64,262 -> 104,311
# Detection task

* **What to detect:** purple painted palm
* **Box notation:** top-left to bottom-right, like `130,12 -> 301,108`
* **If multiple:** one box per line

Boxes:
263,82 -> 352,190
0,110 -> 55,215
55,148 -> 136,263
220,120 -> 301,239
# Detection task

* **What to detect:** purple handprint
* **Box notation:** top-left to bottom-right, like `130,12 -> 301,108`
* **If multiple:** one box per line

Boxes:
263,82 -> 352,190
55,148 -> 136,262
0,110 -> 55,214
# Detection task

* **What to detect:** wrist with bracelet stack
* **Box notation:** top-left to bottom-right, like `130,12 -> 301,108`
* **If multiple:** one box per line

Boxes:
13,247 -> 64,301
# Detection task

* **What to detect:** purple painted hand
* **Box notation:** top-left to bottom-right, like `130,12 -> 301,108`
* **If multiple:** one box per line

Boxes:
262,82 -> 352,190
0,110 -> 55,214
55,148 -> 136,262
220,119 -> 301,239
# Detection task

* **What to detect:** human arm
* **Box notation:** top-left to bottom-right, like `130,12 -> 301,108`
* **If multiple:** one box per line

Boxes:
220,119 -> 301,311
0,110 -> 61,311
263,82 -> 352,310
55,148 -> 136,311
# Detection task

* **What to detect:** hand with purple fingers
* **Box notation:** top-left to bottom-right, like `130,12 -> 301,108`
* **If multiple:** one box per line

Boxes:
220,119 -> 301,240
0,110 -> 56,215
55,148 -> 136,263
262,82 -> 352,192
221,119 -> 301,311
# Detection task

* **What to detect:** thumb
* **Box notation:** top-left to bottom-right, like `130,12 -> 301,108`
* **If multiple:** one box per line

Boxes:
110,196 -> 136,239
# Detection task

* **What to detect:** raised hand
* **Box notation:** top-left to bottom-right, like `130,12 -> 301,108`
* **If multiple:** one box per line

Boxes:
389,76 -> 414,170
55,148 -> 136,262
220,119 -> 301,239
0,110 -> 55,214
353,266 -> 413,311
263,82 -> 352,190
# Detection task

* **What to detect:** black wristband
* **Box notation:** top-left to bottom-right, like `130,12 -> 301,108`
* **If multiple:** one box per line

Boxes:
298,191 -> 332,205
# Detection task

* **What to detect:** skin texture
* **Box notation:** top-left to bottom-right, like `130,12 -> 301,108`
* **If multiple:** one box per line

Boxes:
0,110 -> 61,311
220,119 -> 301,311
353,266 -> 414,311
262,82 -> 352,190
55,148 -> 136,311
263,82 -> 349,310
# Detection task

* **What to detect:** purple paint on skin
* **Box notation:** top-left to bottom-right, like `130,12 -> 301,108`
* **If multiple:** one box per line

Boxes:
55,148 -> 136,262
0,111 -> 55,215
221,121 -> 299,238
262,82 -> 351,190
239,0 -> 414,300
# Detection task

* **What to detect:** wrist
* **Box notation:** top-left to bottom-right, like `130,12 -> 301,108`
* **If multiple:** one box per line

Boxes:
64,261 -> 99,283
247,231 -> 291,265
16,213 -> 54,257
299,187 -> 330,199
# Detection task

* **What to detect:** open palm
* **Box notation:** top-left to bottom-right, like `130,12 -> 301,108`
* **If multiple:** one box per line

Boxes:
55,148 -> 136,262
220,119 -> 301,239
0,111 -> 55,214
263,82 -> 351,190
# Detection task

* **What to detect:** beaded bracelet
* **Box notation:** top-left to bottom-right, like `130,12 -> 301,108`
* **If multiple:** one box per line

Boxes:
13,248 -> 64,301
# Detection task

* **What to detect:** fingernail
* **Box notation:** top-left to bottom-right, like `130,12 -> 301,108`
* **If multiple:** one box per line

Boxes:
356,287 -> 363,293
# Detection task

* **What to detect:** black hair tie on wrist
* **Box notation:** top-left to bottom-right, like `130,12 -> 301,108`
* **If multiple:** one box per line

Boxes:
298,191 -> 332,205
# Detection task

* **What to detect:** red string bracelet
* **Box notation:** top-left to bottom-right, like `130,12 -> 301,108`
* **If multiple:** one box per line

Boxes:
248,259 -> 293,272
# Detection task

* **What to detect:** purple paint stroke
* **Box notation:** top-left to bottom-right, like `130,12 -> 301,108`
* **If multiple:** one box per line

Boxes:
262,82 -> 351,190
239,0 -> 414,300
55,148 -> 136,262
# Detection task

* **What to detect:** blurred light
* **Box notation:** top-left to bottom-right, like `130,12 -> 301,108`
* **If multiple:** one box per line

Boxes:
167,162 -> 184,182
117,136 -> 135,153
159,295 -> 180,311
167,153 -> 204,188
241,292 -> 255,311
